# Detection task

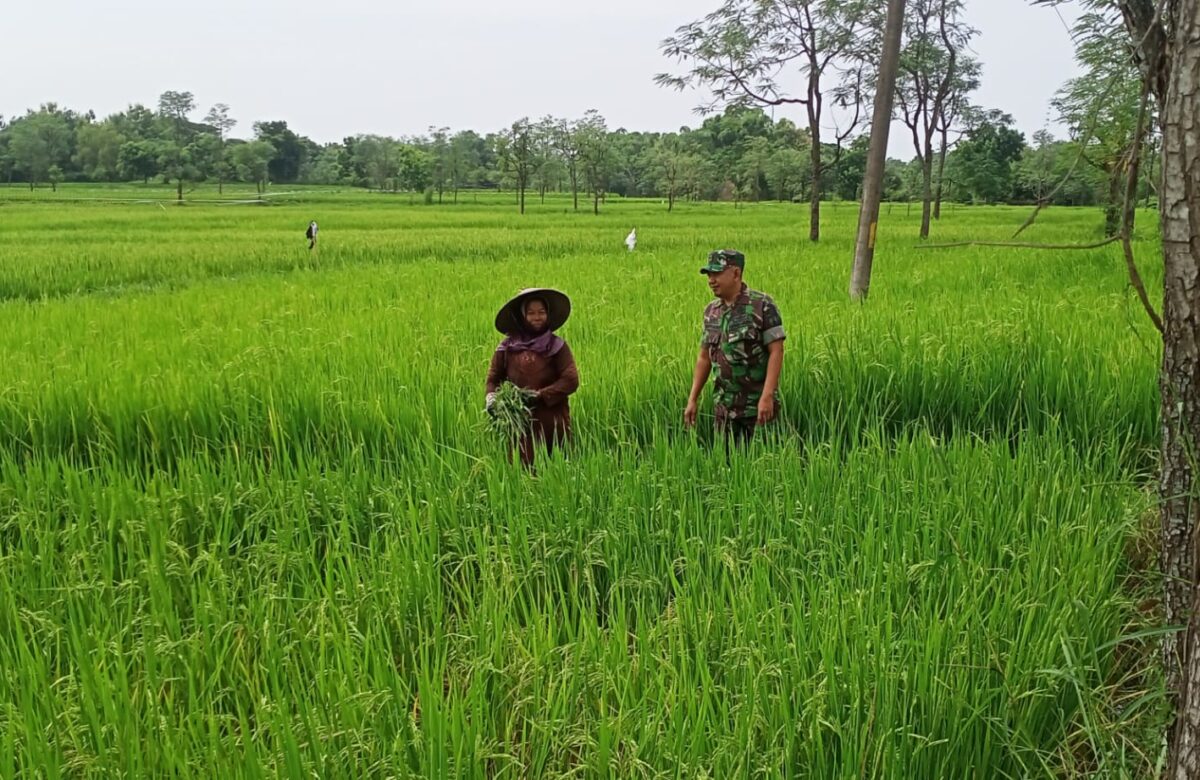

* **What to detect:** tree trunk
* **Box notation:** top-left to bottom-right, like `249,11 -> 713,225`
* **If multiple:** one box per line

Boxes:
571,169 -> 579,211
668,189 -> 675,212
1105,167 -> 1123,237
849,0 -> 906,301
593,192 -> 599,216
1163,2 -> 1200,775
809,119 -> 822,242
177,178 -> 183,202
934,130 -> 948,220
919,147 -> 933,238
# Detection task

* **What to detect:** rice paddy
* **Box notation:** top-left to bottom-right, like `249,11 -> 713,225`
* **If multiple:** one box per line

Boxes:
0,185 -> 1168,777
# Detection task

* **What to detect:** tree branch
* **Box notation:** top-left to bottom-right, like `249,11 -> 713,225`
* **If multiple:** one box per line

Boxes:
1119,76 -> 1164,333
916,236 -> 1122,250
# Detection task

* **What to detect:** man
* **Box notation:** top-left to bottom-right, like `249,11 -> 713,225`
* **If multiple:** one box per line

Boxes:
683,249 -> 785,446
305,220 -> 319,250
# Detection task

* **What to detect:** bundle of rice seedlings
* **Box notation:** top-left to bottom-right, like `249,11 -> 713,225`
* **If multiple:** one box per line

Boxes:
487,381 -> 536,440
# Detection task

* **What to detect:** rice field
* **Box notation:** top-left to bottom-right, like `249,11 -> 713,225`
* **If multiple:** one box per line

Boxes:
0,185 -> 1169,776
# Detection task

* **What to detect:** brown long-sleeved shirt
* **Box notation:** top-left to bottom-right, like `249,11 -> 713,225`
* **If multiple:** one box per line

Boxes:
486,343 -> 580,437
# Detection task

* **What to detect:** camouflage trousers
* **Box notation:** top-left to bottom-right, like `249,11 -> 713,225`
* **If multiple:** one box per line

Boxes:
715,415 -> 758,449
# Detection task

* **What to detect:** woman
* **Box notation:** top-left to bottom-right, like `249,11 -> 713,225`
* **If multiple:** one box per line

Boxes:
486,288 -> 579,468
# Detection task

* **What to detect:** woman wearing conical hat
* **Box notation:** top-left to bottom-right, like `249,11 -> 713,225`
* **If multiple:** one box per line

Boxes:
485,288 -> 579,469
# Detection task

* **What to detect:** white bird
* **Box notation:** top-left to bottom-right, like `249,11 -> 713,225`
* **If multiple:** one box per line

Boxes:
625,228 -> 637,252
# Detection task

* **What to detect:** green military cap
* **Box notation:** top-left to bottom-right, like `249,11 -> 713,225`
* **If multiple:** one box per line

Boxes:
700,248 -> 746,275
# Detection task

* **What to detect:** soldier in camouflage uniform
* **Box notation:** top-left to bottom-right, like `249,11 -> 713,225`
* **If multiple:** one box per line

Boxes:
684,249 -> 786,445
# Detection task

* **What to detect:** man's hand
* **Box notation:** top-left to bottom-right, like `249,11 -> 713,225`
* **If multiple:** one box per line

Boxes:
684,399 -> 698,427
756,396 -> 776,426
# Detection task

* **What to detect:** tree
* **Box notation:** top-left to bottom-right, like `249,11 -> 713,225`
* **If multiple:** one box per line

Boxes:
849,0 -> 906,300
932,61 -> 980,217
549,116 -> 584,211
203,103 -> 237,194
9,111 -> 70,190
252,120 -> 307,184
650,134 -> 697,211
497,118 -> 538,214
1035,1 -> 1200,773
157,90 -> 198,201
230,139 -> 274,193
74,121 -> 125,181
305,145 -> 344,184
427,126 -> 451,203
395,144 -> 430,202
894,0 -> 977,238
951,110 -> 1025,203
1053,7 -> 1145,236
0,116 -> 12,186
659,0 -> 876,242
118,139 -> 162,183
353,135 -> 400,191
575,110 -> 612,215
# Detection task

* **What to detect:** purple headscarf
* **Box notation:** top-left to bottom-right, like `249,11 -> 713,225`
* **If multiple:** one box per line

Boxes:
497,329 -> 565,356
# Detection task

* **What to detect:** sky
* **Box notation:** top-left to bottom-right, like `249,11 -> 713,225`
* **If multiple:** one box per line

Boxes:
2,0 -> 1084,159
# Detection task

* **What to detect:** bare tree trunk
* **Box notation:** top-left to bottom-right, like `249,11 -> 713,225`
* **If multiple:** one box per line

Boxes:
809,119 -> 823,242
1163,3 -> 1200,775
849,0 -> 907,301
919,144 -> 933,238
571,169 -> 579,211
934,130 -> 948,220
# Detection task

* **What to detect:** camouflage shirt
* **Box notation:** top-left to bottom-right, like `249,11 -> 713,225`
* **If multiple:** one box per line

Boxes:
701,285 -> 786,421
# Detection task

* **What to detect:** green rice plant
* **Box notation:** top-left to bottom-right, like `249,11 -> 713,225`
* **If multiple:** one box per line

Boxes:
0,188 -> 1171,777
486,381 -> 536,441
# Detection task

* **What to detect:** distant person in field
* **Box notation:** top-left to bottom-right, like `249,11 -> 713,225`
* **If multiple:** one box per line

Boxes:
305,220 -> 319,250
486,288 -> 580,469
683,249 -> 786,447
625,228 -> 637,252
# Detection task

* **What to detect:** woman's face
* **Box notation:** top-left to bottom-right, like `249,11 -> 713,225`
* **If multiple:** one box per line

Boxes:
523,300 -> 549,332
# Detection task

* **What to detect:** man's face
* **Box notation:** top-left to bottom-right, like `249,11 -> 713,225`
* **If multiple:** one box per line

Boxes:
706,266 -> 741,300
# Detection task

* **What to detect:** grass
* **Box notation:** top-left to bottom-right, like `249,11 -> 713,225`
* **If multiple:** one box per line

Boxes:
0,184 -> 1170,777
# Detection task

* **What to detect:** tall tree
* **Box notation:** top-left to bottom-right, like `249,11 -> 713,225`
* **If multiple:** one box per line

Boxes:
157,90 -> 198,201
9,110 -> 71,190
1036,0 -> 1200,772
74,121 -> 125,181
549,116 -> 583,211
497,118 -> 537,214
575,110 -> 612,215
951,110 -> 1025,203
894,0 -> 977,238
428,126 -> 451,204
849,0 -> 906,300
448,130 -> 482,203
252,120 -> 307,184
658,0 -> 876,241
1053,7 -> 1145,236
230,139 -> 275,193
203,103 -> 236,194
650,133 -> 695,211
932,61 -> 979,218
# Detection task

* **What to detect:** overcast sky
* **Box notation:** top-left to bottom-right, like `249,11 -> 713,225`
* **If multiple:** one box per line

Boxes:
3,0 -> 1083,158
